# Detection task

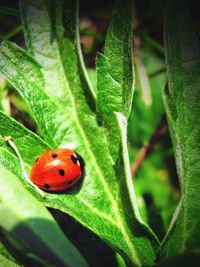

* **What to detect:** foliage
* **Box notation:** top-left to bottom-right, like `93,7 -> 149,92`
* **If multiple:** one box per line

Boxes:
160,0 -> 200,257
0,0 -> 199,266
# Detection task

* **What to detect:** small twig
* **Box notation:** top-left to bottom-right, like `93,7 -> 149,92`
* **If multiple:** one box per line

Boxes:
131,115 -> 167,177
5,136 -> 45,198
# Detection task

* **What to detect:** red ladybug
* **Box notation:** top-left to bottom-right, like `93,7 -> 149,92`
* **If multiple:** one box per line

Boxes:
30,149 -> 84,192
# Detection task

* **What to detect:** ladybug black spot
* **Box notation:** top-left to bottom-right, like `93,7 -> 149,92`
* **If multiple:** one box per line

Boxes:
68,180 -> 73,185
58,169 -> 65,176
52,152 -> 58,158
44,183 -> 50,189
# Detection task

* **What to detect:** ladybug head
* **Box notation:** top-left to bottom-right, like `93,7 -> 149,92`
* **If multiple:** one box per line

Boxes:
75,153 -> 85,173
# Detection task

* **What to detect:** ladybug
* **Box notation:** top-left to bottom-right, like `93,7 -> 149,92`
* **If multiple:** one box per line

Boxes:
30,149 -> 84,192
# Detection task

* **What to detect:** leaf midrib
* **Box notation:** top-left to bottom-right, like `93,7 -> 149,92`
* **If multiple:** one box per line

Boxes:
58,74 -> 140,263
49,27 -> 141,264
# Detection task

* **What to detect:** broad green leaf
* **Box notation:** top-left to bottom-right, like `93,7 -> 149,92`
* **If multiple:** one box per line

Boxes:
20,0 -> 96,108
0,40 -> 60,147
160,0 -> 200,257
0,0 -> 159,265
0,165 -> 89,267
0,95 -> 158,266
96,0 -> 134,162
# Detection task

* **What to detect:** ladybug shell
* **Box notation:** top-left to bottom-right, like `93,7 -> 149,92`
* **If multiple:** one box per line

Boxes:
30,149 -> 84,192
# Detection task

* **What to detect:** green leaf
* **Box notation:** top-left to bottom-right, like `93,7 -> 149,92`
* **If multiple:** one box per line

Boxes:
0,165 -> 89,267
0,98 -> 158,266
0,110 -> 50,174
3,25 -> 23,41
96,0 -> 134,162
0,238 -> 21,267
160,0 -> 200,257
0,0 -> 159,265
0,6 -> 19,17
0,41 -> 68,146
0,254 -> 21,267
20,0 -> 96,109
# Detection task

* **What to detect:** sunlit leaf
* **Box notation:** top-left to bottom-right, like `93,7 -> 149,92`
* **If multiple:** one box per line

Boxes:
96,0 -> 134,162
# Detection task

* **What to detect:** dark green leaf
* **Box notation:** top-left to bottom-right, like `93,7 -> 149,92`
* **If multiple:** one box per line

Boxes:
96,0 -> 134,162
0,239 -> 21,267
3,25 -> 23,41
0,6 -> 19,17
0,165 -> 89,267
160,0 -> 200,257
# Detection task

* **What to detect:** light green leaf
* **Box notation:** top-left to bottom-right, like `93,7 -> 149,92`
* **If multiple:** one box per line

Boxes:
0,0 -> 159,265
160,0 -> 200,257
0,165 -> 89,267
0,40 -> 62,147
20,0 -> 96,109
96,0 -> 134,162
